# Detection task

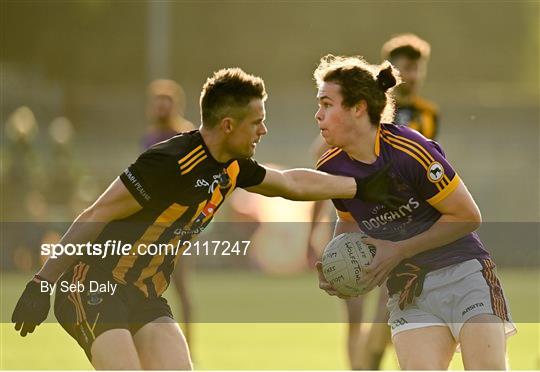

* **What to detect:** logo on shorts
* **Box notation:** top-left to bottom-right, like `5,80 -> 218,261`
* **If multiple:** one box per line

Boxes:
391,317 -> 408,330
461,302 -> 484,316
427,162 -> 444,182
87,291 -> 103,306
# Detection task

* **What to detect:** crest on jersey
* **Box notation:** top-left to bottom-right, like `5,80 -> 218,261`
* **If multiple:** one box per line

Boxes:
427,162 -> 444,183
217,169 -> 232,188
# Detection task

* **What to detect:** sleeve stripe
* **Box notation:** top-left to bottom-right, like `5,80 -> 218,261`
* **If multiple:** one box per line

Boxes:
316,147 -> 340,168
316,149 -> 343,169
382,131 -> 451,186
179,149 -> 205,169
382,132 -> 432,167
426,174 -> 461,205
180,155 -> 208,175
381,137 -> 443,192
383,129 -> 435,163
178,145 -> 203,165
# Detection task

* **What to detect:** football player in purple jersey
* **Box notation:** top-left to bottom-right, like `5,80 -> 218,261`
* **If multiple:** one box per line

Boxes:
314,54 -> 515,370
307,34 -> 437,370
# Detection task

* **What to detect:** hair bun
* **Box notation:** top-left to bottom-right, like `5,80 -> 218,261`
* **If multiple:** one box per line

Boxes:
376,65 -> 397,92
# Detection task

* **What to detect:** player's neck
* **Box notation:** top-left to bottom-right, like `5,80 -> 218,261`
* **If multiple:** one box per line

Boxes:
199,126 -> 232,163
342,123 -> 379,164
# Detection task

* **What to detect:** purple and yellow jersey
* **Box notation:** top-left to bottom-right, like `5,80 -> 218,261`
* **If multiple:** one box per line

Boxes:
395,96 -> 439,140
316,123 -> 489,272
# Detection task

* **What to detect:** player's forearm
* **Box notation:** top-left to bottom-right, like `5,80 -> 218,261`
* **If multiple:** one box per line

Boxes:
284,169 -> 356,200
37,208 -> 109,283
397,214 -> 481,259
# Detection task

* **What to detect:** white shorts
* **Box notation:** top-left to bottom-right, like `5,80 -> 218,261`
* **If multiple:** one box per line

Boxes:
387,258 -> 516,341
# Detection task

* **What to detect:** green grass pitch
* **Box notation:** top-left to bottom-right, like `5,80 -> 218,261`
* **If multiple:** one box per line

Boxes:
1,269 -> 539,370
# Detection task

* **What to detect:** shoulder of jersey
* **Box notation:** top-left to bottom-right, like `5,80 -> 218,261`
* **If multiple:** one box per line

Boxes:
381,122 -> 426,141
380,124 -> 440,169
149,130 -> 201,157
412,96 -> 439,113
315,146 -> 344,169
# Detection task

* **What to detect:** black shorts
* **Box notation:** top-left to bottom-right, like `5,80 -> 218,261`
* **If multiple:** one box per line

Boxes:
54,261 -> 173,360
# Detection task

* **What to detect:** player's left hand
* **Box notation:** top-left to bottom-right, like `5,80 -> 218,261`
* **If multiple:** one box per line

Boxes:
358,236 -> 405,293
12,278 -> 51,337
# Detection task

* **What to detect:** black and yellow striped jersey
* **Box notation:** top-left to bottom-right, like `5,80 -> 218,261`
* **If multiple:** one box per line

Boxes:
84,130 -> 266,297
395,96 -> 439,140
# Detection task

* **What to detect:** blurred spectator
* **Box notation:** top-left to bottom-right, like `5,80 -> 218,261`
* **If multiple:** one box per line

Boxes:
2,107 -> 46,271
2,106 -> 44,221
44,117 -> 82,220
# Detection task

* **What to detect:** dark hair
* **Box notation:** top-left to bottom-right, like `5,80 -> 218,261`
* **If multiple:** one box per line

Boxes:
381,33 -> 431,62
200,68 -> 267,128
314,55 -> 401,125
377,65 -> 397,92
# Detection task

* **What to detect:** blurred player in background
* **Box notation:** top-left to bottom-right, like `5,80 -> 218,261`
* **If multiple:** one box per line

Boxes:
306,34 -> 437,369
381,33 -> 438,138
143,79 -> 195,149
314,54 -> 515,370
12,67 -> 399,370
143,79 -> 196,348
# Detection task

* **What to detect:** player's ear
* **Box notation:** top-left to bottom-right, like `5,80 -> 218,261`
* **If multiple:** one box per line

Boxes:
220,117 -> 235,134
353,100 -> 368,118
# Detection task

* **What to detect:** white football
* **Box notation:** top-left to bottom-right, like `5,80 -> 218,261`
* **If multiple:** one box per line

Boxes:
321,232 -> 376,296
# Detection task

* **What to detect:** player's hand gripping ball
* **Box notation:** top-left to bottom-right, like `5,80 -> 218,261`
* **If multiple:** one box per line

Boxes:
321,232 -> 376,296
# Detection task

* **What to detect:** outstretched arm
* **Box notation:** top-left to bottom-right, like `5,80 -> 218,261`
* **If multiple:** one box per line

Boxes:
246,164 -> 403,208
245,167 -> 356,201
